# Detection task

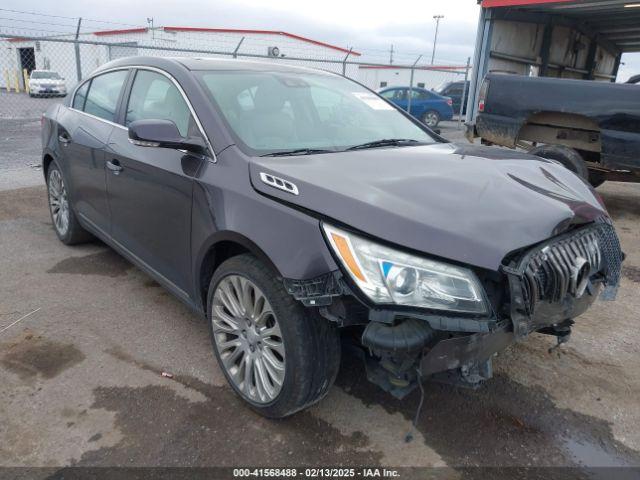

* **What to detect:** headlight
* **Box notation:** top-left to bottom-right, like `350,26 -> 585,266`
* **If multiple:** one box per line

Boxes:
322,224 -> 488,314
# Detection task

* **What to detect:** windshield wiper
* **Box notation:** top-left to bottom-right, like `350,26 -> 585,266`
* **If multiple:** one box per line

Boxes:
260,148 -> 334,157
345,138 -> 420,151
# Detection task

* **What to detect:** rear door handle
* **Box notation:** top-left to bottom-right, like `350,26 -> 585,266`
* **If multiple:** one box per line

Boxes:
106,159 -> 123,175
58,132 -> 71,145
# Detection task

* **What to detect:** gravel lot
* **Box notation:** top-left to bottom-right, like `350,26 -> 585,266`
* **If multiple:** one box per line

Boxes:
1,91 -> 639,477
0,92 -> 63,191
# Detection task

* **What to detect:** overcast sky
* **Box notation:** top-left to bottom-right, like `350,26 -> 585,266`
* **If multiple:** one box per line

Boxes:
1,0 -> 638,80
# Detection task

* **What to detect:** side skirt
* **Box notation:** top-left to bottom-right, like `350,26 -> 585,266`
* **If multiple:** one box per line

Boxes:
77,213 -> 205,318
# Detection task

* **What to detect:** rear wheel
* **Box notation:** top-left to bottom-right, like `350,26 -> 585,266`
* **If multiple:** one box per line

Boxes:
207,254 -> 340,418
588,170 -> 606,188
46,161 -> 92,245
422,110 -> 440,128
528,144 -> 589,181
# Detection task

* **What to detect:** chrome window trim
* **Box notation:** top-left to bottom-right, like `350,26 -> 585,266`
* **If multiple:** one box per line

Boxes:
69,65 -> 217,163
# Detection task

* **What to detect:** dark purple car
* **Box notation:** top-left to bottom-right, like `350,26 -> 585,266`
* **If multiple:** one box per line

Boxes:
42,57 -> 623,418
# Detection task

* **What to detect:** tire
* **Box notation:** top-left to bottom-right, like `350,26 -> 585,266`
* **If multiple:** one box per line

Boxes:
528,144 -> 589,180
422,110 -> 440,128
588,171 -> 606,188
46,161 -> 92,245
207,254 -> 340,418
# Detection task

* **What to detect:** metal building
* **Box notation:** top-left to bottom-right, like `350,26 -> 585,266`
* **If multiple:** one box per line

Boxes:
465,0 -> 640,128
1,26 -> 360,91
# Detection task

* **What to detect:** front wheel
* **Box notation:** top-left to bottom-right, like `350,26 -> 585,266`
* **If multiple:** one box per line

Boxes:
207,254 -> 341,418
422,110 -> 440,128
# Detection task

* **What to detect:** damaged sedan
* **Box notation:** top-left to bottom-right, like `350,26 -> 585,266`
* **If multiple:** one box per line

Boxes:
42,57 -> 623,418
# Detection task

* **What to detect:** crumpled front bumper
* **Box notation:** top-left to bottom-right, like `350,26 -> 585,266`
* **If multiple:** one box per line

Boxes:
420,322 -> 514,377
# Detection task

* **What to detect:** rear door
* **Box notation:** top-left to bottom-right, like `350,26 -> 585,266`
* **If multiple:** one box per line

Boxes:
57,69 -> 129,233
105,68 -> 206,297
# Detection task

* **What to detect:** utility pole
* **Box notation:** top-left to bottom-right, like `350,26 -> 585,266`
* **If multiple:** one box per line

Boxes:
147,17 -> 154,40
431,15 -> 444,65
389,44 -> 394,65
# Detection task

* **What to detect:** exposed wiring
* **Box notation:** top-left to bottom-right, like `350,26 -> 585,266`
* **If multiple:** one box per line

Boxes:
404,362 -> 425,443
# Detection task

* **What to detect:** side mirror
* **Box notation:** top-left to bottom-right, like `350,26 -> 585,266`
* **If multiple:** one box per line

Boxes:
128,119 -> 206,154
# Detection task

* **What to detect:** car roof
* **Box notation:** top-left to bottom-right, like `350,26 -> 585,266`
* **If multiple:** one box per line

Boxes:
94,56 -> 338,77
380,86 -> 429,91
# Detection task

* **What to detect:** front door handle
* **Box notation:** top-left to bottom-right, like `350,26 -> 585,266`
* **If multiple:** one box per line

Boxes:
58,132 -> 71,146
106,159 -> 123,175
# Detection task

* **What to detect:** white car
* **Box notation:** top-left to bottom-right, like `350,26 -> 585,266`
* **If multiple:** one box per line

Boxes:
29,70 -> 67,97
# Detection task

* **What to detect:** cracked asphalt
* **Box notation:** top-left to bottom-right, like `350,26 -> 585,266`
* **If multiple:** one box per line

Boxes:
0,93 -> 639,477
1,181 -> 639,477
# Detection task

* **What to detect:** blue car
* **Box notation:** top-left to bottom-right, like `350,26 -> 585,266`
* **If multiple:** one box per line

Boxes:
378,86 -> 453,128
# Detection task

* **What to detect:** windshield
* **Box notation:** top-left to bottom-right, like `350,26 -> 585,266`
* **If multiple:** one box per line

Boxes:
197,69 -> 437,155
433,82 -> 449,94
31,71 -> 61,79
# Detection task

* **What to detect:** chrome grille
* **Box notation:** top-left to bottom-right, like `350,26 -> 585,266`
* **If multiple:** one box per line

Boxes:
517,221 -> 622,315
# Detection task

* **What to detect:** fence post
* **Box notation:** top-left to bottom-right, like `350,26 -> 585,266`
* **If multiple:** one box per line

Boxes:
74,17 -> 83,82
342,48 -> 353,76
233,37 -> 245,58
14,70 -> 20,92
407,54 -> 422,116
458,56 -> 471,130
23,68 -> 30,93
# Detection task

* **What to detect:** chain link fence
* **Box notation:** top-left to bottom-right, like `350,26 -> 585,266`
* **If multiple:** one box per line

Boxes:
0,32 -> 471,123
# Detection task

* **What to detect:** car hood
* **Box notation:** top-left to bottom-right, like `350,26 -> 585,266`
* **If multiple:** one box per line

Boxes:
248,143 -> 607,271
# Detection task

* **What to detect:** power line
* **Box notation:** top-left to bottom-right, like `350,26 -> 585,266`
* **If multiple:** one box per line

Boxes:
0,24 -> 76,35
0,16 -> 79,29
0,7 -> 145,28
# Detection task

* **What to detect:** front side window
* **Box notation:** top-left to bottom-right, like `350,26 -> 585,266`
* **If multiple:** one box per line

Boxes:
83,70 -> 128,122
73,81 -> 89,110
198,70 -> 436,154
31,71 -> 61,79
125,70 -> 194,137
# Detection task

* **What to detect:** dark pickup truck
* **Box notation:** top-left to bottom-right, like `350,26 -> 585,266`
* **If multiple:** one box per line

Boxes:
472,73 -> 640,187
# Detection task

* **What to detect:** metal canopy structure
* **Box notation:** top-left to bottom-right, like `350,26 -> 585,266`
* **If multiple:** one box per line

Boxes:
483,0 -> 640,53
465,0 -> 640,128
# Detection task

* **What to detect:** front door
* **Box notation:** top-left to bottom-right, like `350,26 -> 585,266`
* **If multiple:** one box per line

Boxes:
105,69 -> 205,295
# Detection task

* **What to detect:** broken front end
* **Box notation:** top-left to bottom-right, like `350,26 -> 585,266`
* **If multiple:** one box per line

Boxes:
285,219 -> 623,397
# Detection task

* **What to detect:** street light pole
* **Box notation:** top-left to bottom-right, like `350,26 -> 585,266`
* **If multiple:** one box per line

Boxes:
431,15 -> 444,65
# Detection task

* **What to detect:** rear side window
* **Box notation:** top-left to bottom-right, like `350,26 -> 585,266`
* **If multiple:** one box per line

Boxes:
72,81 -> 89,110
125,70 -> 193,137
83,70 -> 128,122
409,90 -> 430,100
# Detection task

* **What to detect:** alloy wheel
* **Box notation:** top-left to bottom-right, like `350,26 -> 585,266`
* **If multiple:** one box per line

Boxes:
211,275 -> 285,404
48,169 -> 70,236
424,111 -> 439,127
